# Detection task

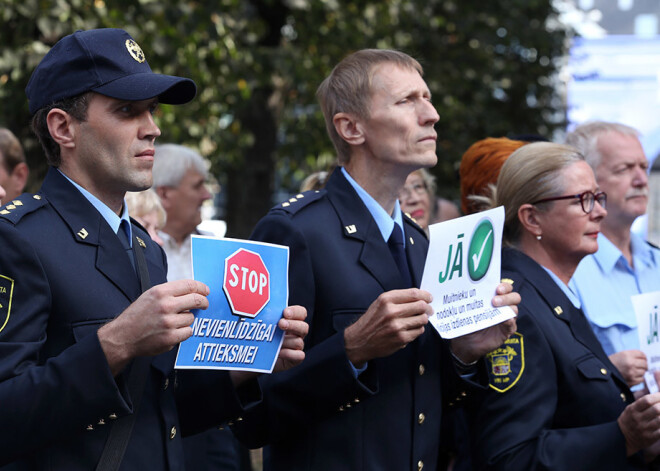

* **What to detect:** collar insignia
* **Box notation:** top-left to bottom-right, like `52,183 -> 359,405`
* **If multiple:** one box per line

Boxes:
77,228 -> 89,239
345,224 -> 357,234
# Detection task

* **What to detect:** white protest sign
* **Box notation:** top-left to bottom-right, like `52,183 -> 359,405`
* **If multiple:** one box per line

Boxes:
632,291 -> 660,371
420,206 -> 515,339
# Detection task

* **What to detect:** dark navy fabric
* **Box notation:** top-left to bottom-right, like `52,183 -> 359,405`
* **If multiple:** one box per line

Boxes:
468,247 -> 644,471
234,168 -> 462,471
0,168 -> 246,470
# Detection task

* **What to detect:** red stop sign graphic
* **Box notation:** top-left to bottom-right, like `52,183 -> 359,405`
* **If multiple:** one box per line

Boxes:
223,248 -> 270,318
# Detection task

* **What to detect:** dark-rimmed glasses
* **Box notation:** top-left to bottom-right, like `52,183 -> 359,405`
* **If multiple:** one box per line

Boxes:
532,190 -> 607,214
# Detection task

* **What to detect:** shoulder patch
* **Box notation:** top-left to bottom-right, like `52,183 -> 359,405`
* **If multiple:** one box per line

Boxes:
486,332 -> 524,393
275,189 -> 325,215
0,274 -> 15,334
0,195 -> 48,225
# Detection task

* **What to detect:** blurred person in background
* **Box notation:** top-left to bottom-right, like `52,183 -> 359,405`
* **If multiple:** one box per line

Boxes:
398,167 -> 436,234
567,121 -> 659,390
459,137 -> 527,215
300,170 -> 330,192
152,143 -> 212,281
124,189 -> 166,245
0,128 -> 29,203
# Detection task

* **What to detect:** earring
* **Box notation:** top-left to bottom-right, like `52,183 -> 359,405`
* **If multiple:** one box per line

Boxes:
536,235 -> 542,241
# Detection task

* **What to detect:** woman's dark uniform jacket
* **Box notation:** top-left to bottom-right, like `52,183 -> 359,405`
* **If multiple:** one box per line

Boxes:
468,247 -> 644,470
232,169 -> 464,471
0,168 -> 256,470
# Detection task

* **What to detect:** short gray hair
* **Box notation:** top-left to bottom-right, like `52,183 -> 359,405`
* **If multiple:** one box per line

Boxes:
565,121 -> 640,170
152,144 -> 208,188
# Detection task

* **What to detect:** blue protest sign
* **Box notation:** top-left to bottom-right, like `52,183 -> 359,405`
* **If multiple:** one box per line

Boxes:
175,236 -> 289,373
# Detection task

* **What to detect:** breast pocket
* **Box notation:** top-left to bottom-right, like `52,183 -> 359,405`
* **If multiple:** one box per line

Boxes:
332,309 -> 364,332
576,355 -> 611,381
71,319 -> 112,342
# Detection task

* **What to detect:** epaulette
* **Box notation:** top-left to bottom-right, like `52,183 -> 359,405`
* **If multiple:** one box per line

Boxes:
274,189 -> 326,215
403,212 -> 426,236
0,194 -> 48,225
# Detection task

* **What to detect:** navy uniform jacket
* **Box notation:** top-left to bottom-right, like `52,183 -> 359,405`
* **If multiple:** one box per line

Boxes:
0,168 -> 252,470
468,247 -> 644,471
233,169 -> 461,471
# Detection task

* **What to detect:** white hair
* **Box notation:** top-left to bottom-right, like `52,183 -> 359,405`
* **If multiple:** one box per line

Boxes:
152,143 -> 209,188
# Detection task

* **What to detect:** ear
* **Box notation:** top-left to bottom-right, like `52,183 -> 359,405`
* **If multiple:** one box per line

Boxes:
155,186 -> 171,209
9,162 -> 29,193
518,203 -> 543,238
333,112 -> 365,146
46,109 -> 77,150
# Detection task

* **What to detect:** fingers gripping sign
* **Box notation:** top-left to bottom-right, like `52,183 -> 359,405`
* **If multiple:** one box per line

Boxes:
98,279 -> 210,376
344,288 -> 433,368
274,305 -> 309,372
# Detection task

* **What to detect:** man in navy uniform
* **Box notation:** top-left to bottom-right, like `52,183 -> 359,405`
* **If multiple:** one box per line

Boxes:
0,28 -> 307,470
233,49 -> 519,470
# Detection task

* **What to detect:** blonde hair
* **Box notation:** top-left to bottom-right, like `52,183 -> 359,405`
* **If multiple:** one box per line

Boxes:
316,49 -> 423,165
482,142 -> 584,246
125,189 -> 167,228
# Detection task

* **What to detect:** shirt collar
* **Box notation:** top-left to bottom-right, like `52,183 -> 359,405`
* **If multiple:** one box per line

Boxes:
630,231 -> 658,269
58,169 -> 132,242
341,166 -> 404,243
541,265 -> 581,309
593,232 -> 656,273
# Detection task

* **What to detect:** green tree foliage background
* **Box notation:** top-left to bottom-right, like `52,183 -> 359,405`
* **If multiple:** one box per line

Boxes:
0,0 -> 569,237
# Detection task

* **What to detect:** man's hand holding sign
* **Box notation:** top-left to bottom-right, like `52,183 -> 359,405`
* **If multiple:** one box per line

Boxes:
175,236 -> 308,379
421,206 -> 518,364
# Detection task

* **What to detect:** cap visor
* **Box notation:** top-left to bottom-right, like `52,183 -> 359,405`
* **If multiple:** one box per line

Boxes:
93,73 -> 196,105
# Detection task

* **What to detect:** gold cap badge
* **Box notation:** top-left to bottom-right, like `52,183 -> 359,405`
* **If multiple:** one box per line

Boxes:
125,39 -> 145,63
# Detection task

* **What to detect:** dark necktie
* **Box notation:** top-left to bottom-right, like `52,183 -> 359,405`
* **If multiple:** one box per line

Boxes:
117,220 -> 136,271
388,224 -> 413,287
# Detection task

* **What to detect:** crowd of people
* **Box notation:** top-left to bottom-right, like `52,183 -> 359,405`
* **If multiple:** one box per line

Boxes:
0,27 -> 659,471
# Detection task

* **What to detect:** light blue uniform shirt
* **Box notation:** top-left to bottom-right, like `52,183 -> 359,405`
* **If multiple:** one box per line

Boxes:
541,266 -> 581,309
341,167 -> 405,243
570,232 -> 660,356
59,169 -> 133,246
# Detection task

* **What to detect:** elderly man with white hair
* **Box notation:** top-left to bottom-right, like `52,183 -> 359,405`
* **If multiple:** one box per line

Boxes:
568,121 -> 660,391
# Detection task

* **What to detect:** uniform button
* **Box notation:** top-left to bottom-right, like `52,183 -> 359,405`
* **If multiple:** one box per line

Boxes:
169,426 -> 177,440
97,419 -> 106,425
418,364 -> 425,376
163,378 -> 169,390
418,413 -> 425,424
620,393 -> 626,402
86,424 -> 94,431
354,397 -> 360,404
109,413 -> 118,420
600,368 -> 607,375
418,460 -> 424,470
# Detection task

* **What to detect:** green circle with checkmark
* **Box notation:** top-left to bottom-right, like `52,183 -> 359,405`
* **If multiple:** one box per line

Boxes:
468,218 -> 494,281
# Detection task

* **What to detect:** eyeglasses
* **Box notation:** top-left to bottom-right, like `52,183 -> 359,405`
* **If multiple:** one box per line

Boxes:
399,182 -> 428,199
532,190 -> 607,214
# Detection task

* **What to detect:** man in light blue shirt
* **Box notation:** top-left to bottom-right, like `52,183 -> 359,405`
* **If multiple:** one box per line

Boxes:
568,121 -> 658,389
